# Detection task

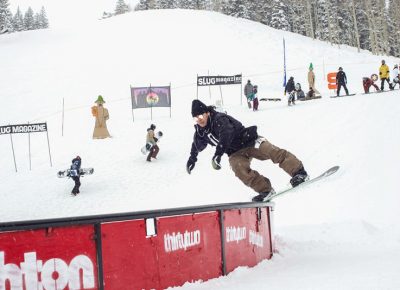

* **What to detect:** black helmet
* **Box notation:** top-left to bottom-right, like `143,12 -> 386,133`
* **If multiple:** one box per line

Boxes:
382,60 -> 385,64
76,156 -> 81,160
339,67 -> 343,71
150,124 -> 156,130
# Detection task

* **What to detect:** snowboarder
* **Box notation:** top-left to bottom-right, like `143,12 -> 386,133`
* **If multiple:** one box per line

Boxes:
252,85 -> 259,111
306,87 -> 315,99
244,80 -> 253,109
295,83 -> 305,100
390,64 -> 399,89
307,63 -> 321,96
69,156 -> 82,195
186,99 -> 308,202
146,124 -> 159,162
284,76 -> 296,105
362,76 -> 379,93
379,60 -> 392,91
336,67 -> 349,96
92,95 -> 111,139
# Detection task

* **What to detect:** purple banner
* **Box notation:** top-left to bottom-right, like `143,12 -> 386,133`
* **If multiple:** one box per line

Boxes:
131,86 -> 171,109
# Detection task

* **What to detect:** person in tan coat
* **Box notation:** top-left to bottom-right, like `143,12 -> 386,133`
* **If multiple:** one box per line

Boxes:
307,63 -> 320,96
92,95 -> 111,139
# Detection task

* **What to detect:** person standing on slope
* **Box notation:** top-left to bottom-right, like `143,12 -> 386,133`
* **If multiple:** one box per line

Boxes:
186,99 -> 308,202
284,76 -> 296,106
390,64 -> 399,89
146,124 -> 160,162
244,80 -> 254,109
69,156 -> 82,195
379,60 -> 392,91
336,67 -> 349,96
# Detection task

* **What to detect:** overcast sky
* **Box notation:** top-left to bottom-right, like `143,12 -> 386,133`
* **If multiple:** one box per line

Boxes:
9,0 -> 139,28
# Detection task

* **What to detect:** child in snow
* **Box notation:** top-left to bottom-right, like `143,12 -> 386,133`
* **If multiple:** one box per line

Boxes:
69,156 -> 82,195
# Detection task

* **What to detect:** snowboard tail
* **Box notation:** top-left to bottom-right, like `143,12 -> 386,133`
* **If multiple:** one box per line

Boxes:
57,168 -> 94,178
254,166 -> 340,202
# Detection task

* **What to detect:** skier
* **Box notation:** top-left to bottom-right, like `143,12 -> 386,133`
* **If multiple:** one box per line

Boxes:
362,76 -> 379,93
295,83 -> 305,100
252,85 -> 259,111
69,156 -> 82,195
244,80 -> 253,109
390,64 -> 399,89
284,76 -> 296,105
186,99 -> 308,202
336,67 -> 349,96
146,124 -> 159,162
379,60 -> 392,91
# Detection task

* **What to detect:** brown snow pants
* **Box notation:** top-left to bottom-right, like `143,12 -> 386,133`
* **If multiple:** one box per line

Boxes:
228,139 -> 303,193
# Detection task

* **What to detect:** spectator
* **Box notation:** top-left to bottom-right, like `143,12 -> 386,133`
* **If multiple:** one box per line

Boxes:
379,60 -> 392,90
362,77 -> 379,93
336,67 -> 349,96
244,80 -> 254,109
284,76 -> 296,106
252,85 -> 259,111
295,83 -> 305,100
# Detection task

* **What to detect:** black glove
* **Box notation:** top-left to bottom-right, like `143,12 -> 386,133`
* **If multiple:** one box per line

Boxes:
212,155 -> 222,170
186,158 -> 196,174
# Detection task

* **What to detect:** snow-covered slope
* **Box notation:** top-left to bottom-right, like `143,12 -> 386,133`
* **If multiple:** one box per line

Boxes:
1,9 -> 399,290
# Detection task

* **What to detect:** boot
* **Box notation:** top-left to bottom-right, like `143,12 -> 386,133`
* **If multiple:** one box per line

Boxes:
252,189 -> 276,202
290,167 -> 309,187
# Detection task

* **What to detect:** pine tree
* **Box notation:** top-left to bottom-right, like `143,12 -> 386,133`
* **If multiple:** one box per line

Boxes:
287,0 -> 307,36
38,6 -> 49,29
12,6 -> 24,31
115,0 -> 130,15
0,0 -> 13,33
23,7 -> 35,30
270,0 -> 290,31
387,0 -> 400,57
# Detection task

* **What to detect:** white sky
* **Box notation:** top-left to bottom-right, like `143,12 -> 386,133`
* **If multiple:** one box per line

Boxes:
9,0 -> 139,28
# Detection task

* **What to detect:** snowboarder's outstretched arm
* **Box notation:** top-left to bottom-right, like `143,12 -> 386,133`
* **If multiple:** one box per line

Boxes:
186,132 -> 207,174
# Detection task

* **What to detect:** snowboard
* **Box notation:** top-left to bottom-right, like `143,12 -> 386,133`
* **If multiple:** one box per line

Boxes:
57,168 -> 94,178
299,95 -> 322,101
254,166 -> 339,202
259,98 -> 281,101
330,93 -> 356,98
141,131 -> 163,155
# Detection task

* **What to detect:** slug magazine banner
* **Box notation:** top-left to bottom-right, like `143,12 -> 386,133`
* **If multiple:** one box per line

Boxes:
0,123 -> 47,135
130,86 -> 171,109
197,74 -> 242,86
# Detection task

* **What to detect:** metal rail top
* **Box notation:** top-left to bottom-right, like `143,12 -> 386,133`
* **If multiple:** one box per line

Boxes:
0,201 -> 273,232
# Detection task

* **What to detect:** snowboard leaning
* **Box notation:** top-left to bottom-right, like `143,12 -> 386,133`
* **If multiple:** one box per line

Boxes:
57,168 -> 94,178
257,166 -> 339,202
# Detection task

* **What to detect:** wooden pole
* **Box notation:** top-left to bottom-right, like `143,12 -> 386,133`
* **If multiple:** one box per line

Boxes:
61,97 -> 65,136
28,122 -> 31,171
46,122 -> 53,167
10,131 -> 17,172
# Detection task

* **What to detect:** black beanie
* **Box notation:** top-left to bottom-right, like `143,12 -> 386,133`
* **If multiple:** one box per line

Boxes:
191,99 -> 208,117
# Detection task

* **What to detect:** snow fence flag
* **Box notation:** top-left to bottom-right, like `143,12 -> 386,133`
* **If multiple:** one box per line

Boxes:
130,86 -> 171,109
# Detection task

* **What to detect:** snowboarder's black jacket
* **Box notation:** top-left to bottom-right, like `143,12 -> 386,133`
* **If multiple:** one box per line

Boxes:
189,109 -> 258,162
285,79 -> 295,93
336,71 -> 347,84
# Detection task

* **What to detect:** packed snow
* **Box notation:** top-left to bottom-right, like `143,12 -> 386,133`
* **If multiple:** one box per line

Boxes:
1,8 -> 400,290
